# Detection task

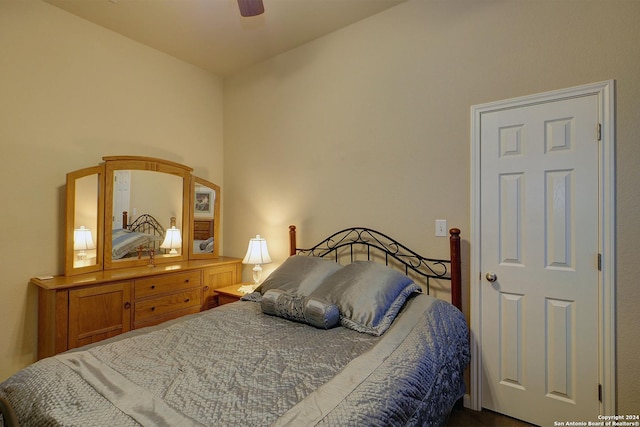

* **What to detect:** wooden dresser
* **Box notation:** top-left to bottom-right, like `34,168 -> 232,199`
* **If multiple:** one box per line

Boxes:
32,257 -> 242,359
193,219 -> 214,240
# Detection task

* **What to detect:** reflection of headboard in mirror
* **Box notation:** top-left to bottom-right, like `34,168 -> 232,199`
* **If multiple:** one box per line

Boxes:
65,156 -> 222,276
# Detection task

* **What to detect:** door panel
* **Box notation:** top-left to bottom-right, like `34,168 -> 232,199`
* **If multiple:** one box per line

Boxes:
480,94 -> 599,425
202,264 -> 241,309
113,170 -> 130,229
69,282 -> 132,349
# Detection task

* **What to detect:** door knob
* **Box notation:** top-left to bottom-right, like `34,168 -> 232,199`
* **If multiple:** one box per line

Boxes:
485,272 -> 497,282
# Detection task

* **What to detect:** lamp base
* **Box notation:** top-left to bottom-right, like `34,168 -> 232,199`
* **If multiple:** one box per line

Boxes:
252,264 -> 263,285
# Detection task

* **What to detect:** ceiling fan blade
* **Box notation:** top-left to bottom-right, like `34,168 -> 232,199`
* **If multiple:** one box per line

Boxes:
237,0 -> 264,17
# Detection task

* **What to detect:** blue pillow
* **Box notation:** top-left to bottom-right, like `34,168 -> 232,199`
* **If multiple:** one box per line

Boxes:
257,255 -> 343,296
311,261 -> 421,336
261,289 -> 340,329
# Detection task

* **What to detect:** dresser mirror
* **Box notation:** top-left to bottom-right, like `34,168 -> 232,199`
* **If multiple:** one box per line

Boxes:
64,165 -> 105,276
65,156 -> 221,276
103,156 -> 191,270
189,177 -> 220,259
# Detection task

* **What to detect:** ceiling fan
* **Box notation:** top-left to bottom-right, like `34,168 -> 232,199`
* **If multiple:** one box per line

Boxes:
237,0 -> 265,17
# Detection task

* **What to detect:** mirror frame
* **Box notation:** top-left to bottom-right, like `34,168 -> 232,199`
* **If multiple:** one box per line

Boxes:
65,156 -> 222,276
64,165 -> 105,276
103,156 -> 192,270
64,156 -> 221,276
189,177 -> 220,260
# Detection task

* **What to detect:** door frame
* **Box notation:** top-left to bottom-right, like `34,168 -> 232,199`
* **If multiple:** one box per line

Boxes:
469,80 -> 616,414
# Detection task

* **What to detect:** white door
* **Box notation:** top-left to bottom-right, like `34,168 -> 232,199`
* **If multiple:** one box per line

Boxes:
113,170 -> 130,229
479,94 -> 600,425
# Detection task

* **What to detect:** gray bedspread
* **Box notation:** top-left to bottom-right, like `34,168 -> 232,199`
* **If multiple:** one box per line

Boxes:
0,294 -> 469,427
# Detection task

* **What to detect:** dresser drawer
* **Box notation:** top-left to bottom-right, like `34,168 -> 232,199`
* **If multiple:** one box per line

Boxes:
134,306 -> 201,329
134,288 -> 201,322
194,220 -> 213,240
135,271 -> 202,298
194,220 -> 212,231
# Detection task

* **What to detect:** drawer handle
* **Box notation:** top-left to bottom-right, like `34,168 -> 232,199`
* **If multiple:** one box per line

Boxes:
151,306 -> 156,311
184,298 -> 190,303
203,286 -> 210,291
124,302 -> 131,310
184,279 -> 190,283
151,285 -> 156,289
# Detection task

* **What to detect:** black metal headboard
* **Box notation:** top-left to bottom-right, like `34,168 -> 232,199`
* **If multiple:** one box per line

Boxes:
125,213 -> 166,254
126,213 -> 165,238
289,226 -> 455,296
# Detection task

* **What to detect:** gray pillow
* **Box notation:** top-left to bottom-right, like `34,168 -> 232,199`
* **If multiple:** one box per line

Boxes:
199,237 -> 214,250
261,289 -> 340,329
311,261 -> 421,336
257,255 -> 343,296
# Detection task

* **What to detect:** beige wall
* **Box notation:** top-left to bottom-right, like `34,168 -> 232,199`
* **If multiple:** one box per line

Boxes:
223,0 -> 640,413
0,1 -> 224,379
1,0 -> 638,416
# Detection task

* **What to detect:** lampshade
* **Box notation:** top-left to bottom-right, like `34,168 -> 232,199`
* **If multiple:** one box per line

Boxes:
242,235 -> 272,265
161,226 -> 182,254
73,226 -> 95,251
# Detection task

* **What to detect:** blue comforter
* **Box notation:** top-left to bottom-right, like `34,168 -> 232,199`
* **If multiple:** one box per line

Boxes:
0,294 -> 468,426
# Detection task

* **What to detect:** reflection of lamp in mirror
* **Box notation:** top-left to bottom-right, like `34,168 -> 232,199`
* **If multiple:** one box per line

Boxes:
161,223 -> 182,255
242,235 -> 272,286
73,226 -> 95,261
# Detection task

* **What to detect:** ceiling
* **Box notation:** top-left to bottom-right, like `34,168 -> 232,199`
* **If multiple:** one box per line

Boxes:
44,0 -> 407,77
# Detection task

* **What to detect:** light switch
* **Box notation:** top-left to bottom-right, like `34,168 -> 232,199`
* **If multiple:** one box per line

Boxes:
435,220 -> 447,237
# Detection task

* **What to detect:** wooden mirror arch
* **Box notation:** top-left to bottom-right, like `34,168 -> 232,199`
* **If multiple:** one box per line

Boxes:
65,156 -> 221,276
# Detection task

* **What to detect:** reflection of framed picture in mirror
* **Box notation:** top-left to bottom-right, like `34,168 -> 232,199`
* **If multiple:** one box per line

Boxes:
194,187 -> 214,217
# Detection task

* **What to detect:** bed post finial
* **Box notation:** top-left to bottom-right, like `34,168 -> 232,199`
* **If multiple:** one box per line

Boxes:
449,228 -> 462,310
289,225 -> 297,256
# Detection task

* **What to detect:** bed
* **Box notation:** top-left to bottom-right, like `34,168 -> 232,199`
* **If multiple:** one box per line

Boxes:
0,226 -> 469,427
112,212 -> 165,259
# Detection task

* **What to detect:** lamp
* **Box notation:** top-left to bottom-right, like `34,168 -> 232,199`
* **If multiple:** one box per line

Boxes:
242,234 -> 272,285
161,219 -> 182,255
73,226 -> 95,260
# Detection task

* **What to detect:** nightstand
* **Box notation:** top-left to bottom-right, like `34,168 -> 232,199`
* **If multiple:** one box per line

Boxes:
216,283 -> 253,305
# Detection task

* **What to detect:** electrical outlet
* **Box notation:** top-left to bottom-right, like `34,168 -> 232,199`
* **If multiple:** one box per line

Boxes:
435,220 -> 447,237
